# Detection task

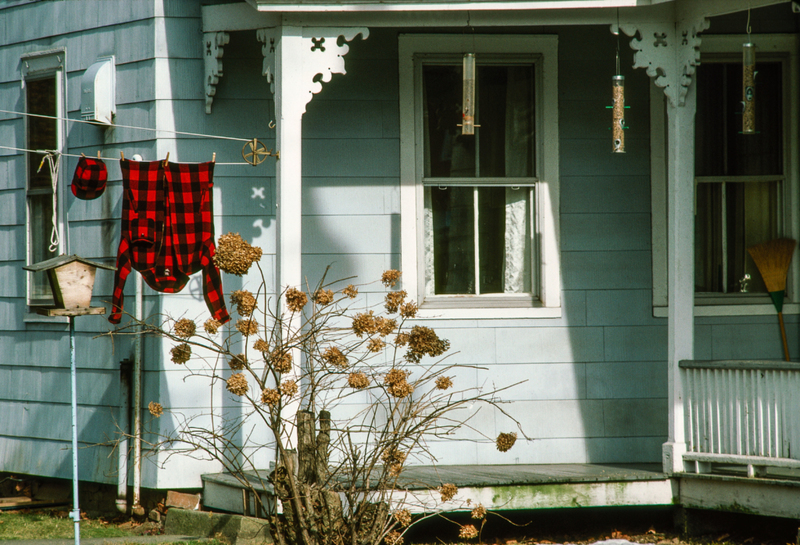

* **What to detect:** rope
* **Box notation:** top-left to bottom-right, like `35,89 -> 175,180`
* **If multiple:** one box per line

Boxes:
37,151 -> 61,253
0,108 -> 257,143
0,145 -> 251,166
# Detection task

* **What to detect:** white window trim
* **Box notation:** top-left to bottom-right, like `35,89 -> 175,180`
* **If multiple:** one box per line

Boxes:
651,34 -> 800,318
398,34 -> 561,319
21,48 -> 69,321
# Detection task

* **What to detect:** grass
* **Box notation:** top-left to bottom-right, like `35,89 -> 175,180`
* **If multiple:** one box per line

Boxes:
0,510 -> 136,540
0,509 -> 228,544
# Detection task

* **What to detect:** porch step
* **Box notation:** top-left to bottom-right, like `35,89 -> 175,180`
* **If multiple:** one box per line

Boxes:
684,452 -> 800,478
201,469 -> 275,517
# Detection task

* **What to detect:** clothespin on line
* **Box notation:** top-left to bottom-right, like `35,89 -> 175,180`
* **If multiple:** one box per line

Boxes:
120,151 -> 125,161
212,152 -> 216,163
162,152 -> 170,168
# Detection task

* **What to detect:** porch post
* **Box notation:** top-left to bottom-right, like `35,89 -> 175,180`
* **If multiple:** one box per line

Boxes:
622,17 -> 708,474
257,25 -> 368,455
663,86 -> 696,474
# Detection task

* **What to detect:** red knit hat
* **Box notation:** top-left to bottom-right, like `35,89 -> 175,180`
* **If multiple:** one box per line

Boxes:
71,156 -> 107,200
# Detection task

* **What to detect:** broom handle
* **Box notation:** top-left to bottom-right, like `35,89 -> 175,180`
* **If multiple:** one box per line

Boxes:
778,312 -> 790,361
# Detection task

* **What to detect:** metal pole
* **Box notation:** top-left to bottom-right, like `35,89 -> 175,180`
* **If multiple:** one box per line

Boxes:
69,316 -> 81,544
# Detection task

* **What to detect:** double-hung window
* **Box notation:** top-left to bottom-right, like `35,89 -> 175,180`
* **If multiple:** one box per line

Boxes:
651,34 -> 799,315
22,49 -> 67,308
399,35 -> 561,318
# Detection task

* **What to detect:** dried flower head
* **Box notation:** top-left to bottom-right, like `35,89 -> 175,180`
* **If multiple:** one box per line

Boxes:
214,232 -> 262,276
471,504 -> 486,520
226,373 -> 249,396
229,353 -> 247,370
435,376 -> 453,390
384,530 -> 403,545
285,287 -> 308,313
170,343 -> 191,364
375,317 -> 397,337
399,301 -> 418,319
313,289 -> 334,306
496,432 -> 518,453
384,290 -> 407,314
322,346 -> 348,369
384,368 -> 413,398
439,483 -> 458,502
343,284 -> 358,298
270,349 -> 293,373
381,447 -> 407,471
280,379 -> 299,398
367,338 -> 386,353
204,318 -> 221,335
459,524 -> 479,539
405,326 -> 450,363
236,318 -> 259,337
173,318 -> 196,339
352,311 -> 378,338
394,332 -> 410,347
148,401 -> 163,418
348,371 -> 370,389
261,388 -> 280,406
230,290 -> 257,317
393,509 -> 412,528
253,339 -> 269,353
381,269 -> 402,288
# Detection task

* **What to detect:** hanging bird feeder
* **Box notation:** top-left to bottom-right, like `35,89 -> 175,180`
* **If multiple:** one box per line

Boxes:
24,254 -> 114,314
742,42 -> 756,135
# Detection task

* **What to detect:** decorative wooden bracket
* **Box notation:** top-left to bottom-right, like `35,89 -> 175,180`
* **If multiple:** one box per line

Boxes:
620,18 -> 709,107
257,27 -> 369,115
204,31 -> 230,114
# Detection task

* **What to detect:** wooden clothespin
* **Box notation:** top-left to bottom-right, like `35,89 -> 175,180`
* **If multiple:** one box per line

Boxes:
120,151 -> 125,161
212,152 -> 216,163
162,152 -> 170,168
97,150 -> 102,159
80,152 -> 86,158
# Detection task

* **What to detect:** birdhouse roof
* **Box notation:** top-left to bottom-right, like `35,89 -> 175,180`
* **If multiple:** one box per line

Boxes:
22,254 -> 116,273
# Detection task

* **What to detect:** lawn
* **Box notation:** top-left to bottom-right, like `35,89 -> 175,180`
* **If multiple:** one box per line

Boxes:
0,509 -> 136,540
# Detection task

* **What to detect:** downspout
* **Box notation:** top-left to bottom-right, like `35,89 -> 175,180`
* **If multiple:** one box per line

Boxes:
132,254 -> 144,516
116,359 -> 132,513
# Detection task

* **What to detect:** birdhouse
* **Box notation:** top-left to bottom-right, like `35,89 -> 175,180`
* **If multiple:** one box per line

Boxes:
23,254 -> 115,314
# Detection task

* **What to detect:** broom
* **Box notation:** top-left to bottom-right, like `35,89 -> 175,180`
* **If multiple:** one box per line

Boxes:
748,237 -> 797,361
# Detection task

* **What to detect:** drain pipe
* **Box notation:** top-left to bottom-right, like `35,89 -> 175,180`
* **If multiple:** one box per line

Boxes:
130,153 -> 145,517
116,359 -> 132,514
132,270 -> 145,516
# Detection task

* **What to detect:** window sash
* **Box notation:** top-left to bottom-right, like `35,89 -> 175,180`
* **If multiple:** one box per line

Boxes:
24,54 -> 65,307
424,185 -> 535,298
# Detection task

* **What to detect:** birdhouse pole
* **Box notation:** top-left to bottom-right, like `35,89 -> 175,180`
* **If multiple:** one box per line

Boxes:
23,255 -> 114,545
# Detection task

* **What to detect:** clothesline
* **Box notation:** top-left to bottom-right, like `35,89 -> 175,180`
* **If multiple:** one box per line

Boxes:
0,108 -> 266,143
0,145 -> 253,166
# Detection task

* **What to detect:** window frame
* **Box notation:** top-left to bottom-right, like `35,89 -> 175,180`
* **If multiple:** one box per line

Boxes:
21,48 -> 68,314
399,34 -> 561,319
651,34 -> 800,317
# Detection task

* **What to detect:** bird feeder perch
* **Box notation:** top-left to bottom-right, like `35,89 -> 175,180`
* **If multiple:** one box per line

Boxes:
23,254 -> 114,316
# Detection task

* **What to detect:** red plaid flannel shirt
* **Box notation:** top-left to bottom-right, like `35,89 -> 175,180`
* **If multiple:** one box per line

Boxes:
109,159 -> 229,324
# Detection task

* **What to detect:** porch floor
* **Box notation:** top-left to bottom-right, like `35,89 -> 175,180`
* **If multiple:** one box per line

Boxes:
202,463 -> 673,515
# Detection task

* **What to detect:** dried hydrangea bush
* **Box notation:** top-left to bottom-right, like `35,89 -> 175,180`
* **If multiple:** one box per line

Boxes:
108,232 -> 525,545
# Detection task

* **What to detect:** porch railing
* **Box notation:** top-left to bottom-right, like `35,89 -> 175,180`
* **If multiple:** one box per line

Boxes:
680,360 -> 800,477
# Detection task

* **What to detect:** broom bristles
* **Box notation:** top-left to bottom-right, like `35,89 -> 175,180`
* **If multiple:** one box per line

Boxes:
748,238 -> 797,293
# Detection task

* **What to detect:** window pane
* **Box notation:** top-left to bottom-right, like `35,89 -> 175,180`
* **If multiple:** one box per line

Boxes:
423,63 -> 534,178
29,194 -> 55,303
695,181 -> 780,294
696,61 -> 783,176
26,78 -> 57,190
478,187 -> 531,294
428,186 -> 475,294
